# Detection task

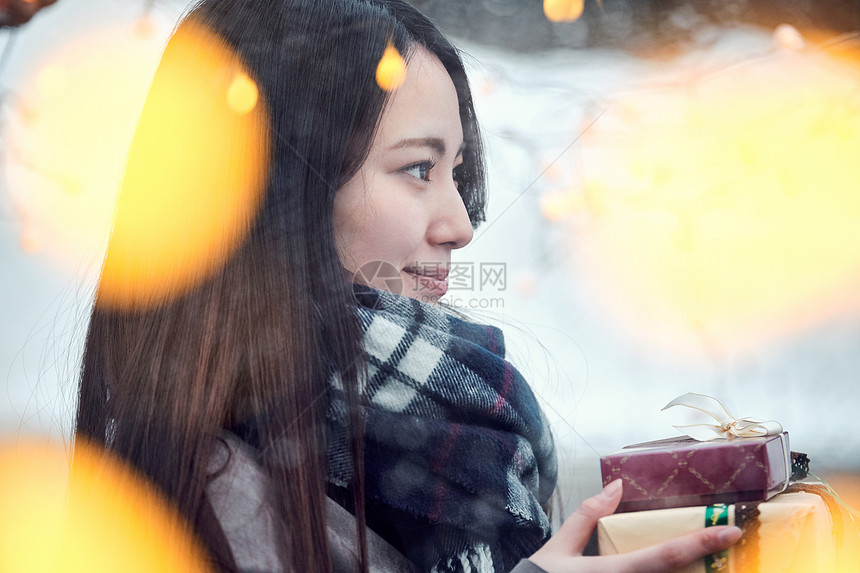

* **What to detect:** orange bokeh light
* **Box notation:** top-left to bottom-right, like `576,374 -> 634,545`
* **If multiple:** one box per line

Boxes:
540,190 -> 582,222
6,21 -> 270,311
19,227 -> 42,253
567,43 -> 860,356
226,71 -> 259,116
0,439 -> 211,572
97,22 -> 270,310
376,42 -> 407,92
543,0 -> 585,23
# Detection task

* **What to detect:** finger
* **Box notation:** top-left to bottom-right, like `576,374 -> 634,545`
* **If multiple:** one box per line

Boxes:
618,525 -> 742,573
557,479 -> 623,553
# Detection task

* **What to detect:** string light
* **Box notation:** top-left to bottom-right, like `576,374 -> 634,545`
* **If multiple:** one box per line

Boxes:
774,24 -> 805,51
226,71 -> 258,115
543,0 -> 585,23
375,41 -> 406,92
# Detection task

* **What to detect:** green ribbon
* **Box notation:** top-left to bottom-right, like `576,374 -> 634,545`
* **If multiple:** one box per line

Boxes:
704,503 -> 730,572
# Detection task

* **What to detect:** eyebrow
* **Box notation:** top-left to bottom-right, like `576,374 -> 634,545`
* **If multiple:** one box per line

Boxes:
390,137 -> 465,157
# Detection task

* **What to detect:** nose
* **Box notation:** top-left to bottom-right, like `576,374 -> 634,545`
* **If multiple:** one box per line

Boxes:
427,178 -> 474,249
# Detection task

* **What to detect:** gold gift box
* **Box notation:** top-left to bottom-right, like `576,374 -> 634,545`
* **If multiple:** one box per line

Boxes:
598,492 -> 835,572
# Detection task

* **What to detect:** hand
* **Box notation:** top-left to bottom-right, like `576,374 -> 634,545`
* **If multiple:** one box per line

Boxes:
528,479 -> 742,573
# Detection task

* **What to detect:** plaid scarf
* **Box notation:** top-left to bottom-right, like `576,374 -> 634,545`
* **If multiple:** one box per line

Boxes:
326,284 -> 557,573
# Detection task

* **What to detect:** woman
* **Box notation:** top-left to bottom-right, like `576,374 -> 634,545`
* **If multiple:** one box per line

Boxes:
75,0 -> 741,571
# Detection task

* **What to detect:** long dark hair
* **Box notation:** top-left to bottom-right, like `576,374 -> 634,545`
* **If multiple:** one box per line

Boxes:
75,0 -> 487,571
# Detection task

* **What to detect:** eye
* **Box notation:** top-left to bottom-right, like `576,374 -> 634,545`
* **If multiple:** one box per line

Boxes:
401,160 -> 436,182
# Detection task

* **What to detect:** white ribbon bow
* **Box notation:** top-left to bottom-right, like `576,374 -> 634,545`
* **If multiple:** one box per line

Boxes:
662,392 -> 783,441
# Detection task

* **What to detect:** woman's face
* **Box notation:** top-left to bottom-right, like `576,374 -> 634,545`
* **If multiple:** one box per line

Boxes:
334,47 -> 474,305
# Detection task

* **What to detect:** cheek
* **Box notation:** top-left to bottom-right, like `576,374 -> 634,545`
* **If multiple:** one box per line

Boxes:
370,191 -> 427,250
352,204 -> 416,263
332,186 -> 393,266
334,175 -> 426,269
332,179 -> 370,271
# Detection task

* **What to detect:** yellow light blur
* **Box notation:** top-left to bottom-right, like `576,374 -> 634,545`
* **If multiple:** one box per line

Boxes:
99,22 -> 270,310
540,190 -> 582,221
19,228 -> 42,254
226,71 -> 259,115
0,440 -> 210,572
514,270 -> 539,298
823,475 -> 860,572
98,26 -> 268,308
376,42 -> 407,92
135,14 -> 157,39
35,65 -> 66,101
543,0 -> 585,23
774,24 -> 805,51
570,45 -> 860,356
6,27 -> 172,275
19,229 -> 44,254
6,22 -> 270,311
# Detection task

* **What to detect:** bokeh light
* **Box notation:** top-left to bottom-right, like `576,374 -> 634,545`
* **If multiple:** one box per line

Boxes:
540,190 -> 582,222
568,42 -> 860,356
5,25 -> 172,274
0,439 -> 210,572
35,64 -> 66,100
134,13 -> 157,39
97,22 -> 270,310
19,227 -> 42,253
773,24 -> 805,51
543,0 -> 585,24
5,20 -> 271,311
226,71 -> 259,115
376,41 -> 407,92
820,474 -> 860,572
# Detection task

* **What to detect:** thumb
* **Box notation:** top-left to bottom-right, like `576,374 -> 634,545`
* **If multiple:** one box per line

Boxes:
556,479 -> 623,554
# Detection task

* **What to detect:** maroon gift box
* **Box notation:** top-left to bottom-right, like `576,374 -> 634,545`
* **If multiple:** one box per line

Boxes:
601,431 -> 790,513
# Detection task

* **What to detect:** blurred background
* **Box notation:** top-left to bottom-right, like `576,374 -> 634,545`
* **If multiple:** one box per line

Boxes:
2,0 -> 860,520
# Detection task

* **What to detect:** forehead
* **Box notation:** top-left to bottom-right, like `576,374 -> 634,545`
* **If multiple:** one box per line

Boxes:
373,47 -> 463,148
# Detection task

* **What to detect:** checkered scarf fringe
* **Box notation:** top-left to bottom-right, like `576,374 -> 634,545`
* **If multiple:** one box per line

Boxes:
327,284 -> 558,572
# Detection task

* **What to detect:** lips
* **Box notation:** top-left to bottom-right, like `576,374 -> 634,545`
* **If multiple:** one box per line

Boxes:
403,265 -> 449,297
